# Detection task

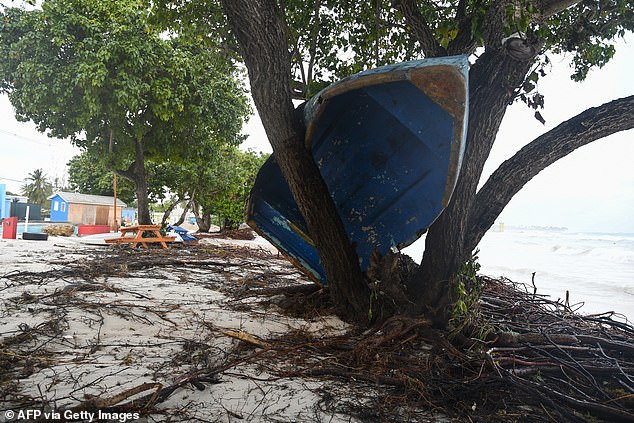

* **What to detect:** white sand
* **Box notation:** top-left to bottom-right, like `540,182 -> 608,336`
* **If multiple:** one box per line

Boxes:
0,236 -> 372,422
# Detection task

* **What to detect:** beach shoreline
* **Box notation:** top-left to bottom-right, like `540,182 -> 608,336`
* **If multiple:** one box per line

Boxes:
403,228 -> 634,322
1,235 -> 632,422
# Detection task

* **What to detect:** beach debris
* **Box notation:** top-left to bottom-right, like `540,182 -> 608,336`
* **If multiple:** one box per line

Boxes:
21,232 -> 48,241
223,330 -> 271,348
42,224 -> 75,237
1,241 -> 632,422
199,226 -> 256,240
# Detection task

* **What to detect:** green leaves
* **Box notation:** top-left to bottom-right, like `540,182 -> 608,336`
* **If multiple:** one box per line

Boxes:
21,168 -> 53,206
437,22 -> 459,49
0,0 -> 252,227
281,0 -> 633,94
66,151 -> 137,205
539,0 -> 633,81
1,0 -> 250,211
160,146 -> 268,231
449,250 -> 489,339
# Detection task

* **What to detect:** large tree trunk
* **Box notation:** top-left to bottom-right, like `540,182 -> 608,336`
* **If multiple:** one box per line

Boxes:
222,0 -> 371,322
133,138 -> 152,225
407,47 -> 538,326
116,138 -> 152,225
393,0 -> 543,326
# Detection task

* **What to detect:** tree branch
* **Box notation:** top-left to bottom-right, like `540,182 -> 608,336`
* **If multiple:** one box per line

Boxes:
160,195 -> 181,227
306,0 -> 321,85
466,95 -> 634,251
446,0 -> 478,55
115,163 -> 136,182
174,192 -> 195,226
392,0 -> 445,57
537,0 -> 581,20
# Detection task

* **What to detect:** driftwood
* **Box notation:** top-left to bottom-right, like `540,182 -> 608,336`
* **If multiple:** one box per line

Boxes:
223,330 -> 271,348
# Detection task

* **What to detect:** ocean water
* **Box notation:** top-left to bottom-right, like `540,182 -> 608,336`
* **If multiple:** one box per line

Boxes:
402,228 -> 634,322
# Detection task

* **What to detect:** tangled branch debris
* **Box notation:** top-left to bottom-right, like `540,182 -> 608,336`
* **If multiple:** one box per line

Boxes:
1,241 -> 632,422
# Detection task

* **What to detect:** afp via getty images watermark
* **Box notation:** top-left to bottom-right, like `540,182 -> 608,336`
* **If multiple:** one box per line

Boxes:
3,409 -> 140,422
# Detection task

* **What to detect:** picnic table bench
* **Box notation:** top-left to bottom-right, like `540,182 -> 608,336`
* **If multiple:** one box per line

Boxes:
104,225 -> 175,249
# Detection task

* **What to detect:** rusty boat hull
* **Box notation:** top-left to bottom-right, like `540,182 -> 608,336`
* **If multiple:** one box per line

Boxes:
247,55 -> 469,283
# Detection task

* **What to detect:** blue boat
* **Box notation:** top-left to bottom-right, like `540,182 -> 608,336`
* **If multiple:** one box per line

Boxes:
247,56 -> 469,284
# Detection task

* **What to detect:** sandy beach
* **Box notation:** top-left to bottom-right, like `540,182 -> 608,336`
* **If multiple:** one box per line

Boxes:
0,235 -> 376,422
2,235 -> 632,423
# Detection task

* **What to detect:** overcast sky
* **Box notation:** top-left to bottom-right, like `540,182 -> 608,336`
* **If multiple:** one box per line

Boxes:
482,34 -> 634,234
1,33 -> 632,233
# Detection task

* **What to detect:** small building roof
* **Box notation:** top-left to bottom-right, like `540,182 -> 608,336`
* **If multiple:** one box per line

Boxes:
48,191 -> 127,207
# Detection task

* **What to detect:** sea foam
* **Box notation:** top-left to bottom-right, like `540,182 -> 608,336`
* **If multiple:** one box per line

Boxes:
403,228 -> 634,322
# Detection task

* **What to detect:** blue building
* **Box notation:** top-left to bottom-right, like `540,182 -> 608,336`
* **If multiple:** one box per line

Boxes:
0,185 -> 29,220
48,192 -> 126,225
0,184 -> 6,219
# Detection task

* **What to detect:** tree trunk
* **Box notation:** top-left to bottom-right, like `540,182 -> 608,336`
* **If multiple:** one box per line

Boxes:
115,138 -> 152,225
192,199 -> 212,232
161,197 -> 180,227
222,0 -> 371,323
221,217 -> 237,232
408,47 -> 537,326
133,138 -> 152,225
174,196 -> 194,226
391,0 -> 540,326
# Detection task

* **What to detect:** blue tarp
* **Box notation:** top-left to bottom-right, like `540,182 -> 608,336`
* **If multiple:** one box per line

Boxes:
168,225 -> 196,241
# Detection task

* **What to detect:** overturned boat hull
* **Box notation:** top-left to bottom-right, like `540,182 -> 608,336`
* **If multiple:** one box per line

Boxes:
247,55 -> 469,283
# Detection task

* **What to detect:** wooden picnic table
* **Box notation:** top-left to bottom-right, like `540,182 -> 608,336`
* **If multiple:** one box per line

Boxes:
104,224 -> 175,249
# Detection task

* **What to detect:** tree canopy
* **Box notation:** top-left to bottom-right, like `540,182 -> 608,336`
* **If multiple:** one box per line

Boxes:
0,0 -> 251,224
258,0 -> 634,99
150,146 -> 268,232
200,148 -> 269,231
66,151 -> 136,206
21,168 -> 52,206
